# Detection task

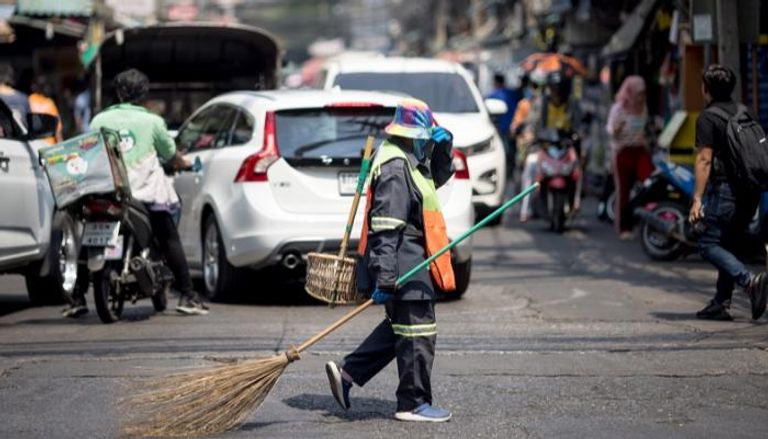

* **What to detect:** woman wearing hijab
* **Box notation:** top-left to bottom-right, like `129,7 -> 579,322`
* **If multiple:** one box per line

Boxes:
606,75 -> 653,239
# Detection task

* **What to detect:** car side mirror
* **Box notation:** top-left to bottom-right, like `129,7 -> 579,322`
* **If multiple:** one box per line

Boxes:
485,98 -> 508,116
26,113 -> 58,140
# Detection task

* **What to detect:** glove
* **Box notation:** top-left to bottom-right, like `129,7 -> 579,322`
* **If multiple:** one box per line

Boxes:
431,126 -> 453,144
371,288 -> 394,304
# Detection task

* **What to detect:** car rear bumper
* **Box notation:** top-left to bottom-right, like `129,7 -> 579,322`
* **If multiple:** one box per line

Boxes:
219,182 -> 474,269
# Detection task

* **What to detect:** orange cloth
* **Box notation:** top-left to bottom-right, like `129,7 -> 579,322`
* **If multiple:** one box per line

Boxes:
29,93 -> 62,144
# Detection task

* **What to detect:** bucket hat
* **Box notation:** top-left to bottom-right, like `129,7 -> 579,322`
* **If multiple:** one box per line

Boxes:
384,98 -> 434,140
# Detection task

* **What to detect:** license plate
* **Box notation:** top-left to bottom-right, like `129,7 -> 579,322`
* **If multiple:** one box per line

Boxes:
104,235 -> 124,260
82,221 -> 120,247
338,172 -> 359,196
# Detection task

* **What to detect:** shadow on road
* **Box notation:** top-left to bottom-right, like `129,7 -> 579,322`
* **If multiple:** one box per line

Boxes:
282,393 -> 392,420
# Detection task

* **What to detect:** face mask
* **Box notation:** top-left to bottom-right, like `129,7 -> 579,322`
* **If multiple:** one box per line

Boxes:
413,138 -> 430,161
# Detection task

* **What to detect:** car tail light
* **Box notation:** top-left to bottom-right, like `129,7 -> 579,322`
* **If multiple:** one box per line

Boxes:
234,111 -> 280,182
452,149 -> 470,180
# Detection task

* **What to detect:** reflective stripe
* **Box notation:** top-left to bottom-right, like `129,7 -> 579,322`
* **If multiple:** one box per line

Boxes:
391,323 -> 437,337
371,216 -> 406,232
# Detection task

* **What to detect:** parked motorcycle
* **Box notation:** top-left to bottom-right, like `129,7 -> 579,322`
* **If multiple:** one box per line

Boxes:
536,129 -> 582,233
631,154 -> 768,261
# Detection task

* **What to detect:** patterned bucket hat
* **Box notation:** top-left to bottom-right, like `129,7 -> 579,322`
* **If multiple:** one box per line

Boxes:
385,98 -> 434,140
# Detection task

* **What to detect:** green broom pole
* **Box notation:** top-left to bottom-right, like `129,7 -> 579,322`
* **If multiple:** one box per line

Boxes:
396,181 -> 540,286
296,182 -> 539,354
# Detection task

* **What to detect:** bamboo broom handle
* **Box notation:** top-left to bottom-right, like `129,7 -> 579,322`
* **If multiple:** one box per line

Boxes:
338,136 -> 375,258
296,182 -> 540,354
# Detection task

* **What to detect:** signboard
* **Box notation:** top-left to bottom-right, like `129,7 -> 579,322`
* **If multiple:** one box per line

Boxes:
693,14 -> 713,42
16,0 -> 93,16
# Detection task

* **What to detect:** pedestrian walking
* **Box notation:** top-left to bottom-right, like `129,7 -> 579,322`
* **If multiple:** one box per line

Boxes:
326,98 -> 455,422
690,64 -> 768,321
0,63 -> 30,125
606,75 -> 653,239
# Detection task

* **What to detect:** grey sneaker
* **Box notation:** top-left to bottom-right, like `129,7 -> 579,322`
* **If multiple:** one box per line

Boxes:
176,294 -> 209,316
325,361 -> 352,410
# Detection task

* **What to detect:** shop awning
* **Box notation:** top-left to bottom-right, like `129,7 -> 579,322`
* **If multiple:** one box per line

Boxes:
601,0 -> 660,58
15,0 -> 94,17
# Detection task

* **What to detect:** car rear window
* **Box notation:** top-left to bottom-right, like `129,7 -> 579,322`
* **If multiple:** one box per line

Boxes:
333,72 -> 479,113
275,107 -> 394,165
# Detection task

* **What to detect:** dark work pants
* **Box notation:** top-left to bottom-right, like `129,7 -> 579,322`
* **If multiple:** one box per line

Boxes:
699,182 -> 760,304
148,210 -> 195,296
341,300 -> 436,412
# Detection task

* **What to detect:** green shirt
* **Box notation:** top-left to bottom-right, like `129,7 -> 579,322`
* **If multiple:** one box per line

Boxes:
90,103 -> 179,207
90,103 -> 176,168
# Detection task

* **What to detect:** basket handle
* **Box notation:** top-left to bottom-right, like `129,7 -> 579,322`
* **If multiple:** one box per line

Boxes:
338,136 -> 375,258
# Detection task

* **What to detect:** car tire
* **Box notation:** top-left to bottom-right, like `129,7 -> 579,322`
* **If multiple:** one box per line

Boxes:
25,212 -> 87,306
437,258 -> 471,300
202,215 -> 242,302
476,206 -> 502,227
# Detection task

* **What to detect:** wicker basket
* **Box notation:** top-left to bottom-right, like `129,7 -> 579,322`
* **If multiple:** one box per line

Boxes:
305,252 -> 364,305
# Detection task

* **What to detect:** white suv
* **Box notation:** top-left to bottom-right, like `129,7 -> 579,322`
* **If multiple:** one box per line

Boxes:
319,57 -> 508,217
173,90 -> 474,300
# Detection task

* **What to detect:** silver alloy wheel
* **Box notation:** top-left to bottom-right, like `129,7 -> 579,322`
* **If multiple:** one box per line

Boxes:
204,222 -> 220,294
58,225 -> 79,294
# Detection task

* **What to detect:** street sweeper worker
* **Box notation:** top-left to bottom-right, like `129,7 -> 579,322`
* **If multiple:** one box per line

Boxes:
326,98 -> 455,422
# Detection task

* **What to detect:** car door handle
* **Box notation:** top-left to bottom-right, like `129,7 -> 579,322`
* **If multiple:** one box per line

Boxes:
0,156 -> 9,172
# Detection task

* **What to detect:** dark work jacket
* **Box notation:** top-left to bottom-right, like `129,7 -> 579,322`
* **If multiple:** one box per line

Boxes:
357,137 -> 454,301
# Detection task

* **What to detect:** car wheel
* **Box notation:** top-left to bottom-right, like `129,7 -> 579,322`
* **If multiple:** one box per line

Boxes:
437,258 -> 471,300
202,215 -> 241,302
476,206 -> 502,227
25,213 -> 87,306
452,258 -> 472,297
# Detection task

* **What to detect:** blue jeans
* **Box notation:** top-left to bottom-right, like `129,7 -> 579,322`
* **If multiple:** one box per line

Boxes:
698,182 -> 760,304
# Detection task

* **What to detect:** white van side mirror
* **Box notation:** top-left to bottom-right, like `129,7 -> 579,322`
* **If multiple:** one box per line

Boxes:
485,98 -> 508,116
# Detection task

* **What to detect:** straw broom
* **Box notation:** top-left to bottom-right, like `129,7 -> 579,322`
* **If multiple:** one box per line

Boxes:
123,183 -> 540,438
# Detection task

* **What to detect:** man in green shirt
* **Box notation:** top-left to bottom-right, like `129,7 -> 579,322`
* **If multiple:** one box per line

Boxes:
65,69 -> 208,317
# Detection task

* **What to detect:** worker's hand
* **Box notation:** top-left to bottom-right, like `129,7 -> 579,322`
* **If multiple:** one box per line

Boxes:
689,197 -> 704,224
371,288 -> 394,304
431,126 -> 453,144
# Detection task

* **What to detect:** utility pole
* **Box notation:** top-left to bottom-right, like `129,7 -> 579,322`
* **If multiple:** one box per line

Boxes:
716,0 -> 740,101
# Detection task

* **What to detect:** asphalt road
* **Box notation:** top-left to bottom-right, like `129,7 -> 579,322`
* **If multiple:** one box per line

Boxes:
1,203 -> 767,438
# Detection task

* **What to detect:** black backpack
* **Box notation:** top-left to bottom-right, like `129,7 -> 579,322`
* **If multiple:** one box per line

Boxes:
707,105 -> 768,192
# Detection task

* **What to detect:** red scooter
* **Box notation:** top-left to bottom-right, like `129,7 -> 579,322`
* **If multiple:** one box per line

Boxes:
536,129 -> 582,233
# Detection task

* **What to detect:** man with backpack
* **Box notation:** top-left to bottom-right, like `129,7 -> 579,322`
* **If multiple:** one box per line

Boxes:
689,65 -> 768,321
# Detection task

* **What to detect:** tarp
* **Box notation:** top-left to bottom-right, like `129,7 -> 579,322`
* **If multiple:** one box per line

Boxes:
601,0 -> 660,58
15,0 -> 94,17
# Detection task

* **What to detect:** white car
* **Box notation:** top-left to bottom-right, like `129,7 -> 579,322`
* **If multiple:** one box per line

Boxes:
319,57 -> 508,217
173,90 -> 475,300
0,101 -> 86,305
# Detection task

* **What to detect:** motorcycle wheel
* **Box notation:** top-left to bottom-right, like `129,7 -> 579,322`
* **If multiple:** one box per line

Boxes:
152,283 -> 169,312
640,201 -> 686,261
551,191 -> 567,234
93,263 -> 124,324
